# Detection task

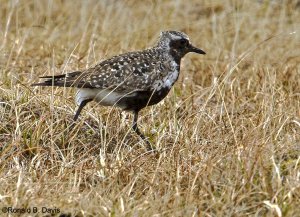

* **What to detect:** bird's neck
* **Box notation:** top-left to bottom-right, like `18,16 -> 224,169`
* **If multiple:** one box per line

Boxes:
154,46 -> 182,66
166,50 -> 182,67
169,51 -> 182,65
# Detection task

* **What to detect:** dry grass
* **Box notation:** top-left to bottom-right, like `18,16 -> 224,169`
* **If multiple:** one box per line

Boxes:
0,0 -> 300,216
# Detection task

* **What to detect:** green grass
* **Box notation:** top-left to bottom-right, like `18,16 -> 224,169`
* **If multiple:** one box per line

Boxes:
0,0 -> 300,216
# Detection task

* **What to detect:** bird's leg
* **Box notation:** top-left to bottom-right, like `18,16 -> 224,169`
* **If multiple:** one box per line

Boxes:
74,99 -> 92,121
132,111 -> 153,151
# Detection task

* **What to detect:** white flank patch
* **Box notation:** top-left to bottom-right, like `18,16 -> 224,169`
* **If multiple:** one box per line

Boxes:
76,88 -> 136,108
153,60 -> 179,90
75,89 -> 97,105
94,90 -> 125,107
163,69 -> 179,88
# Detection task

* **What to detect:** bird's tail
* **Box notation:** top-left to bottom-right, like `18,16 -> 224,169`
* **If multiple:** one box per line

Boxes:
31,71 -> 82,87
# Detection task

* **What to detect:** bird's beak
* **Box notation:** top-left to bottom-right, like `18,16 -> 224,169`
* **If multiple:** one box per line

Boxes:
188,44 -> 206,55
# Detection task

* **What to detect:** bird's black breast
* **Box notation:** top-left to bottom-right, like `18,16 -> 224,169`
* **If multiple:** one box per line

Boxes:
118,87 -> 171,112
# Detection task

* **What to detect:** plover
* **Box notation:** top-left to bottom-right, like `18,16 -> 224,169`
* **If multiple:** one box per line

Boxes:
32,31 -> 205,150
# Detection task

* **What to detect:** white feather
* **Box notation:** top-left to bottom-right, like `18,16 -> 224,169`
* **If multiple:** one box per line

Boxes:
153,60 -> 179,90
75,88 -> 136,108
75,89 -> 96,105
169,32 -> 190,41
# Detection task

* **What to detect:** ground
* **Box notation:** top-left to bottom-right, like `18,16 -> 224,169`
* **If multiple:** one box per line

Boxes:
0,0 -> 299,216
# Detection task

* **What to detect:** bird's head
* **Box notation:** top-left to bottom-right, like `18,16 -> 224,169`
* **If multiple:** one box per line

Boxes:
157,31 -> 206,58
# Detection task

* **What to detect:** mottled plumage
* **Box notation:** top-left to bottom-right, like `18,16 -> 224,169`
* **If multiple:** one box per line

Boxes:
32,31 -> 206,150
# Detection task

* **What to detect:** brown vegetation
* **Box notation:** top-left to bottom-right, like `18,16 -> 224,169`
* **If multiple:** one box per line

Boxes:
0,0 -> 299,216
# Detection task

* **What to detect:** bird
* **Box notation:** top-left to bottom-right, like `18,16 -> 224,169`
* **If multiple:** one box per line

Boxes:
32,30 -> 206,150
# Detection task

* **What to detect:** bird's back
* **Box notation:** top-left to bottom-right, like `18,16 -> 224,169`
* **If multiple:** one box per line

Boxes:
34,46 -> 181,111
75,47 -> 181,111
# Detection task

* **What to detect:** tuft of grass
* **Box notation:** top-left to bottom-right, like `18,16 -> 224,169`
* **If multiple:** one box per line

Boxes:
0,0 -> 300,216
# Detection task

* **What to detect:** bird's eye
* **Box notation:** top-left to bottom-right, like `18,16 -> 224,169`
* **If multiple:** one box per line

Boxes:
179,39 -> 188,46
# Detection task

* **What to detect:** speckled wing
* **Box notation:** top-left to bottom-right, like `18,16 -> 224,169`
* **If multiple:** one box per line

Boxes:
79,50 -> 169,93
33,49 -> 173,92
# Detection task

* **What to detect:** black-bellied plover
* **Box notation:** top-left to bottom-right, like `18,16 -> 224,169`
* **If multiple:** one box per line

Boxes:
32,31 -> 206,150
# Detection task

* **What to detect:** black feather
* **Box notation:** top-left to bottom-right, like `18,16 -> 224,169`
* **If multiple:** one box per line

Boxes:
31,71 -> 87,87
